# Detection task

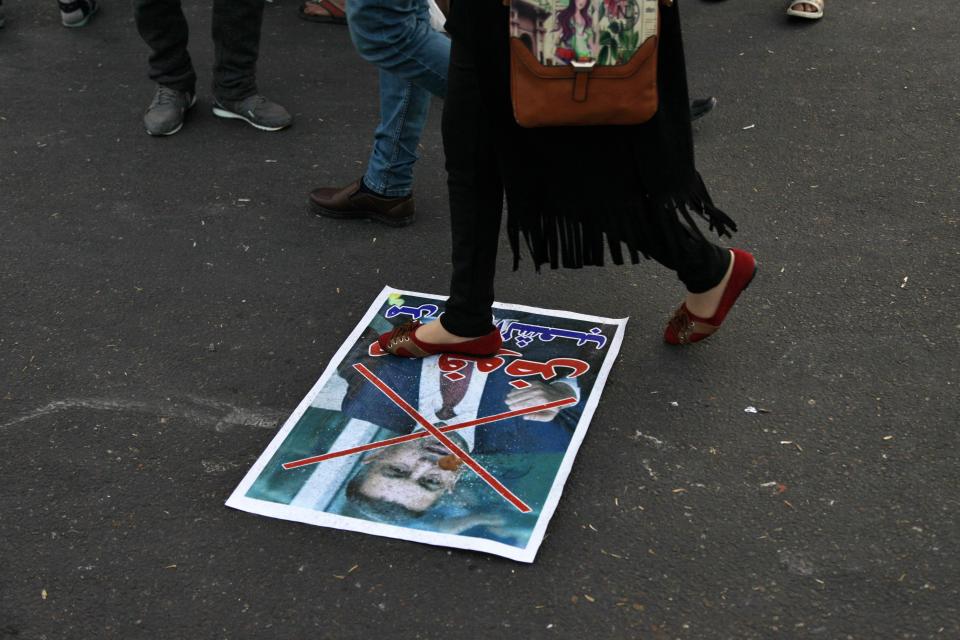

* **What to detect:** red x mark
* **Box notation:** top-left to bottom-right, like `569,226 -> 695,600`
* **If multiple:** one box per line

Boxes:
282,364 -> 578,513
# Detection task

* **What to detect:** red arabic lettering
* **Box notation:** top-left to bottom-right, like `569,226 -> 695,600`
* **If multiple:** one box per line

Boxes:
503,357 -> 590,381
438,349 -> 522,376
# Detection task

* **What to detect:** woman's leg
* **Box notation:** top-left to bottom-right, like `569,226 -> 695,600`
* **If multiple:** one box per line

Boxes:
641,208 -> 729,278
416,31 -> 504,343
635,211 -> 736,315
643,213 -> 755,344
671,228 -> 736,318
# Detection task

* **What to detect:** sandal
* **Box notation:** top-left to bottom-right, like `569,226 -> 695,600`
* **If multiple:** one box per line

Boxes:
786,0 -> 824,19
298,0 -> 346,24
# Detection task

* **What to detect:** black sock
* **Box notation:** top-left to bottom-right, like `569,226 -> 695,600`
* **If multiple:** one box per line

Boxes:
358,179 -> 384,197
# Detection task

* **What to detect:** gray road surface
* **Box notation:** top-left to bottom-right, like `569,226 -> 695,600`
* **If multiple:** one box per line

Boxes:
1,1 -> 958,638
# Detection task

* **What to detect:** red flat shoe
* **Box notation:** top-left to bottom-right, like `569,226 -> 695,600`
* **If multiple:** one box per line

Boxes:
664,248 -> 757,345
378,321 -> 503,358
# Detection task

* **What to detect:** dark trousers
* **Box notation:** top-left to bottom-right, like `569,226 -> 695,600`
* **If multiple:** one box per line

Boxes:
439,35 -> 731,338
133,0 -> 265,101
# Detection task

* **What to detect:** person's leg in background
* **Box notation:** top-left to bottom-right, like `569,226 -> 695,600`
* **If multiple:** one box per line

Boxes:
210,0 -> 292,131
348,0 -> 450,182
134,0 -> 195,95
134,0 -> 198,136
309,0 -> 450,226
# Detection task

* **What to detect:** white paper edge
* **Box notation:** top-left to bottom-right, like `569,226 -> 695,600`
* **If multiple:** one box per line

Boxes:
520,315 -> 627,559
226,285 -> 628,563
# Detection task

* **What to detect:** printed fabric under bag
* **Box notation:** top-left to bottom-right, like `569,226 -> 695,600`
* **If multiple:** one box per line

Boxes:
507,0 -> 671,127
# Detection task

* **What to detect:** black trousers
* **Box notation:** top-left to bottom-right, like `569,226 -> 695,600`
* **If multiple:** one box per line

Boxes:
439,33 -> 731,338
133,0 -> 265,101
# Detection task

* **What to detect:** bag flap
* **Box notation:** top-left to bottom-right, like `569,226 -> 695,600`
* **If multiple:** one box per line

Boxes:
511,34 -> 657,80
509,0 -> 659,70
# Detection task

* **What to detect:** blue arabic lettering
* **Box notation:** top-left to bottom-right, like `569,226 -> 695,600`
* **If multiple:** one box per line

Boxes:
385,303 -> 439,321
496,320 -> 607,350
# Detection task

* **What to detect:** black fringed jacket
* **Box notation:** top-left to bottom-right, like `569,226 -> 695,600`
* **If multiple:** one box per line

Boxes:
445,0 -> 736,269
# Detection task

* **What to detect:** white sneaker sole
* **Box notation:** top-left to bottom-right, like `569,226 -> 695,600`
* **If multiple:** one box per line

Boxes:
211,106 -> 289,132
61,2 -> 98,27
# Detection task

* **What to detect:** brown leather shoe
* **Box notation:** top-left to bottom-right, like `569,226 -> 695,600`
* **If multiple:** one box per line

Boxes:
309,179 -> 415,227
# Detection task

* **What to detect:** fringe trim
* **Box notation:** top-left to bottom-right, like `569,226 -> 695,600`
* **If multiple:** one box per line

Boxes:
506,173 -> 737,271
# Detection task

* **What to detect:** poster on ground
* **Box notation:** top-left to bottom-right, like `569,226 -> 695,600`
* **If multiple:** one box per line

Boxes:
226,287 -> 626,562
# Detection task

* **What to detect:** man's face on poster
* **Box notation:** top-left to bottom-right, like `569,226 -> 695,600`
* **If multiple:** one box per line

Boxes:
356,437 -> 463,513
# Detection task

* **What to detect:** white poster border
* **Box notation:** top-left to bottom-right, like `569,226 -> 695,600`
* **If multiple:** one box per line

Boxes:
226,285 -> 627,563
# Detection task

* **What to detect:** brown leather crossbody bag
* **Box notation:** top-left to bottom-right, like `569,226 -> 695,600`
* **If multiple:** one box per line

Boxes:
506,0 -> 672,127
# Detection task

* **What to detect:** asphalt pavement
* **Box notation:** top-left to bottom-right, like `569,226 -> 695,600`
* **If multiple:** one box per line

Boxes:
1,1 -> 958,638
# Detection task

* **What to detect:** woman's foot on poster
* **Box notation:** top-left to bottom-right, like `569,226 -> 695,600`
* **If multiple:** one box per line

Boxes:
664,249 -> 757,345
378,320 -> 502,358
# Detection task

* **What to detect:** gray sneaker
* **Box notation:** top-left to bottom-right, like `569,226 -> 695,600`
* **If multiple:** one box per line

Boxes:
143,86 -> 196,136
59,0 -> 98,27
212,94 -> 292,132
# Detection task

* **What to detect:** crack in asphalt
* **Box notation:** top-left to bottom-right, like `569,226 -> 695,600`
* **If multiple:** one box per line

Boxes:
0,395 -> 285,433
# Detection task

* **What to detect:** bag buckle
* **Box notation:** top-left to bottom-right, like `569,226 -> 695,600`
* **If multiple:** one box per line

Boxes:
570,59 -> 595,102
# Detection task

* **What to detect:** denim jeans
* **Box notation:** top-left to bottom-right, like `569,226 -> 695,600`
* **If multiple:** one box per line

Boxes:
346,0 -> 451,197
133,0 -> 264,102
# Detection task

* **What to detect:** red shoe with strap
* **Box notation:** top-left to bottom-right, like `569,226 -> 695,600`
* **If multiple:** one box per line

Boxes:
378,321 -> 503,358
664,249 -> 757,345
